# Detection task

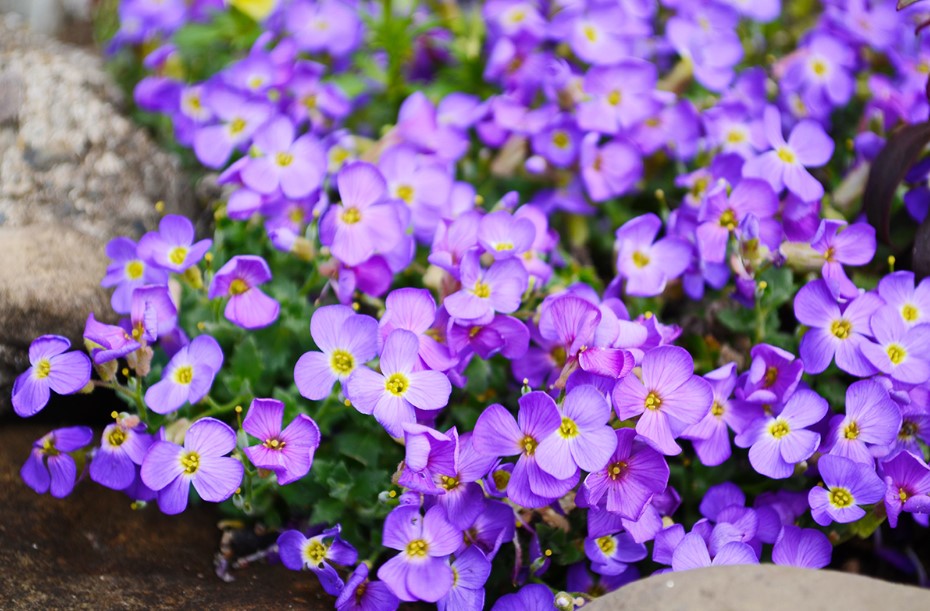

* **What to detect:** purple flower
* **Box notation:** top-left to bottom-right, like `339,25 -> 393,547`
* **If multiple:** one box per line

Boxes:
577,59 -> 660,134
288,0 -> 362,57
670,532 -> 758,571
615,214 -> 692,297
536,385 -> 617,479
793,279 -> 883,376
877,271 -> 930,327
809,455 -> 885,526
379,145 -> 453,242
490,584 -> 554,611
810,220 -> 876,299
477,210 -> 536,260
140,417 -> 243,515
336,563 -> 400,611
437,546 -> 491,611
138,214 -> 212,273
90,416 -> 153,491
780,34 -> 855,119
380,289 -> 457,371
744,105 -> 834,202
580,134 -> 643,203
102,237 -> 169,314
12,335 -> 91,418
771,525 -> 832,569
473,392 -> 578,509
21,426 -> 93,498
584,530 -> 647,576
584,428 -> 670,520
127,285 -> 178,345
398,424 -> 457,495
344,329 -> 451,437
735,389 -> 828,479
239,115 -> 326,199
319,162 -> 405,267
278,526 -> 359,595
83,313 -> 141,365
696,179 -> 778,264
144,335 -> 223,414
740,344 -> 804,404
861,306 -> 930,384
444,250 -> 528,324
613,346 -> 712,456
378,505 -> 460,603
208,255 -> 280,330
881,451 -> 930,528
193,87 -> 271,168
680,363 -> 741,467
294,305 -> 379,401
430,433 -> 496,530
242,398 -> 321,485
825,380 -> 901,464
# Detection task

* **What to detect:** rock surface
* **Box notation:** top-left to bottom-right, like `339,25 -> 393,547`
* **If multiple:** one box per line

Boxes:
587,563 -> 930,610
0,14 -> 198,408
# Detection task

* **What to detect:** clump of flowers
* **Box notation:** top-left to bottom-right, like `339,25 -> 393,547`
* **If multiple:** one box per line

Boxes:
13,0 -> 930,607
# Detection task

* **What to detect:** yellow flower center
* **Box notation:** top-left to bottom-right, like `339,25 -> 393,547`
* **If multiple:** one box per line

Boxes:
276,152 -> 294,167
887,344 -> 907,365
473,281 -> 491,299
711,401 -> 725,417
764,366 -> 779,388
811,59 -> 828,77
229,118 -> 247,135
169,246 -> 188,266
385,373 -> 409,396
583,24 -> 598,42
552,131 -> 570,149
406,539 -> 429,558
607,90 -> 621,106
304,540 -> 328,564
330,349 -> 355,375
644,391 -> 662,411
843,421 -> 860,440
107,427 -> 127,447
520,434 -> 538,455
341,207 -> 362,224
492,469 -> 511,490
719,209 -> 737,231
830,320 -> 852,339
396,184 -> 414,204
229,278 -> 250,296
607,461 -> 628,481
769,419 -> 790,439
899,487 -> 909,502
34,358 -> 52,379
777,147 -> 796,164
495,242 -> 514,252
41,438 -> 60,456
726,129 -> 746,144
596,535 -> 616,555
180,451 -> 200,475
902,304 -> 919,322
263,437 -> 286,450
632,251 -> 650,268
899,420 -> 918,441
173,365 -> 194,386
303,94 -> 318,109
440,475 -> 460,491
558,417 -> 580,439
126,260 -> 145,280
829,487 -> 853,509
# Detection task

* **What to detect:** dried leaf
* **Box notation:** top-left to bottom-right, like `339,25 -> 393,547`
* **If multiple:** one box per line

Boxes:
898,0 -> 927,9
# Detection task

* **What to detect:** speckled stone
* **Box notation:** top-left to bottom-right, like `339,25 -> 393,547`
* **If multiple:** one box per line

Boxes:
586,564 -> 930,611
0,14 -> 200,409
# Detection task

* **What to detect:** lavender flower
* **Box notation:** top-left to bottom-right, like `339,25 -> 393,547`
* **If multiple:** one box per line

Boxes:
89,415 -> 153,491
437,546 -> 491,611
278,526 -> 359,595
138,214 -> 212,273
809,455 -> 884,526
491,584 -> 555,611
536,385 -> 617,479
336,563 -> 400,611
877,271 -> 930,327
140,417 -> 244,515
444,250 -> 528,324
208,255 -> 280,329
144,334 -> 223,414
670,532 -> 758,571
771,525 -> 831,569
861,306 -> 930,384
12,336 -> 91,418
584,428 -> 670,520
825,380 -> 901,464
810,220 -> 876,300
239,115 -> 326,199
680,363 -> 739,467
102,237 -> 169,314
881,451 -> 930,528
21,426 -> 93,498
242,398 -> 321,485
615,214 -> 691,297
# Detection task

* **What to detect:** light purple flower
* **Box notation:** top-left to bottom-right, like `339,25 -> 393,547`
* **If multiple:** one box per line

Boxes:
379,144 -> 452,242
21,426 -> 93,498
680,363 -> 740,467
615,214 -> 692,297
583,428 -> 669,520
278,526 -> 359,595
335,563 -> 400,611
825,379 -> 901,464
809,454 -> 885,526
536,385 -> 617,479
208,255 -> 280,329
239,115 -> 326,199
294,305 -> 379,401
793,279 -> 883,376
744,105 -> 834,202
379,289 -> 456,371
771,525 -> 831,569
287,0 -> 362,57
144,335 -> 223,414
735,388 -> 828,479
881,451 -> 930,528
378,505 -> 460,603
437,546 -> 491,611
696,179 -> 778,264
580,134 -> 643,203
90,416 -> 153,491
877,271 -> 930,327
490,583 -> 554,611
584,530 -> 647,576
444,250 -> 528,325
861,306 -> 930,384
126,284 -> 178,345
102,237 -> 169,314
398,424 -> 457,495
83,313 -> 141,365
810,220 -> 876,300
243,398 -> 321,485
140,417 -> 243,515
478,210 -> 536,261
12,335 -> 91,418
138,214 -> 213,273
577,59 -> 660,134
344,329 -> 451,437
613,346 -> 713,456
671,532 -> 758,571
193,87 -> 271,169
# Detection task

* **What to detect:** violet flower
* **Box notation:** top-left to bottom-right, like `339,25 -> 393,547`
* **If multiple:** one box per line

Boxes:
613,346 -> 713,456
615,214 -> 692,297
580,134 -> 643,203
771,525 -> 832,569
144,334 -> 223,414
208,255 -> 280,329
881,451 -> 930,528
696,179 -> 778,264
193,86 -> 270,169
83,313 -> 141,366
681,363 -> 740,467
102,237 -> 169,314
398,424 -> 457,496
809,455 -> 885,526
825,379 -> 901,464
240,115 -> 326,199
584,530 -> 647,576
444,250 -> 528,325
140,417 -> 244,515
584,428 -> 669,520
21,426 -> 93,498
379,289 -> 457,372
536,385 -> 618,479
861,306 -> 930,384
278,526 -> 359,595
490,584 -> 555,611
12,335 -> 91,418
670,532 -> 758,572
335,563 -> 400,611
243,398 -> 321,485
436,546 -> 491,611
877,271 -> 930,327
810,220 -> 876,300
138,214 -> 213,273
90,416 -> 153,491
294,305 -> 379,401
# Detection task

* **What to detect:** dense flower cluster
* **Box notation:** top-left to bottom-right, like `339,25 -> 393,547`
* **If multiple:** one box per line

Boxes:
12,0 -> 930,608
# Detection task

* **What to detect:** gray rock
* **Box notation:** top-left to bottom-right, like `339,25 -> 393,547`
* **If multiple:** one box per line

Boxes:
0,15 -> 199,410
586,564 -> 930,611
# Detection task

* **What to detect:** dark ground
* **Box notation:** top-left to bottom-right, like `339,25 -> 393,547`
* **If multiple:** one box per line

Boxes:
0,393 -> 328,610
